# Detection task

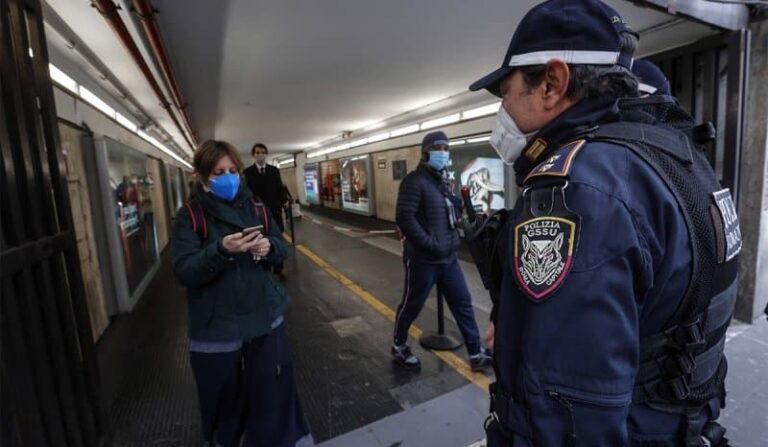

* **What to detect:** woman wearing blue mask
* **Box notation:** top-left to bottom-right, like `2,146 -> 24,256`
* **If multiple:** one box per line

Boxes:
172,140 -> 312,447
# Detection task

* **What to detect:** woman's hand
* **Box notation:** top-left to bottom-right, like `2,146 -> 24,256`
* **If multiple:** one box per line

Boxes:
249,235 -> 271,258
221,231 -> 261,254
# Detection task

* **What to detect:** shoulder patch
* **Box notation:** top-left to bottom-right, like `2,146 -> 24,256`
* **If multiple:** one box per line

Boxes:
524,139 -> 586,184
513,216 -> 578,301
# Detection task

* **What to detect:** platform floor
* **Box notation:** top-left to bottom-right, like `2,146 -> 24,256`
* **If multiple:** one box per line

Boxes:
99,208 -> 768,446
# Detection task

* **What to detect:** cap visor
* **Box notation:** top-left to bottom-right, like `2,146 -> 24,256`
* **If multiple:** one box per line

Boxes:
469,67 -> 512,96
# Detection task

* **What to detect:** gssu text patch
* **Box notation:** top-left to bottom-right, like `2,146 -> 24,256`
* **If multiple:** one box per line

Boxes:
513,216 -> 578,301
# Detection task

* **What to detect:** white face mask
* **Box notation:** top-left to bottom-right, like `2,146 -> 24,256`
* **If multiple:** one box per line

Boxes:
490,106 -> 538,165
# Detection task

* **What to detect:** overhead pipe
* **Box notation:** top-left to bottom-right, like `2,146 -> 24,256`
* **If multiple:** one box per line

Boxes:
91,0 -> 194,150
131,0 -> 198,144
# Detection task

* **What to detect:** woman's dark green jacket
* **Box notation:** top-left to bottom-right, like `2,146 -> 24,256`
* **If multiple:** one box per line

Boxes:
172,186 -> 289,341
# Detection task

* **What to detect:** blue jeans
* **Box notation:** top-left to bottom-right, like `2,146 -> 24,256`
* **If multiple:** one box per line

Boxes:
393,257 -> 482,356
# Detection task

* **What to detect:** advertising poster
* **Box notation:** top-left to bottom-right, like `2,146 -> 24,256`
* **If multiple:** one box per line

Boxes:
108,144 -> 160,295
304,164 -> 321,205
320,159 -> 341,207
340,155 -> 373,214
447,145 -> 506,215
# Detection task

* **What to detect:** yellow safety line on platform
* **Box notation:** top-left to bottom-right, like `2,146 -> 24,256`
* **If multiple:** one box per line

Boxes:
283,233 -> 293,244
295,243 -> 491,391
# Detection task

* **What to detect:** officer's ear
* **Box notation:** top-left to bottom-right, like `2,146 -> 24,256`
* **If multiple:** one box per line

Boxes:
541,60 -> 571,110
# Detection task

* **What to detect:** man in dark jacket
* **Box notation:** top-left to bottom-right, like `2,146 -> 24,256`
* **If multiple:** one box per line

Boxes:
243,143 -> 287,275
392,131 -> 492,371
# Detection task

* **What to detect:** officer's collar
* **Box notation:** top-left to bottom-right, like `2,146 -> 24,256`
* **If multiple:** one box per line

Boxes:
513,95 -> 620,186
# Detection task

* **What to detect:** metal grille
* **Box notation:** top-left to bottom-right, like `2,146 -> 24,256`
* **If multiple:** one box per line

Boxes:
1,0 -> 105,445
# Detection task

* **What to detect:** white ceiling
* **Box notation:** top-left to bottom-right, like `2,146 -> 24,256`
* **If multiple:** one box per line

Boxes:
45,0 -> 720,156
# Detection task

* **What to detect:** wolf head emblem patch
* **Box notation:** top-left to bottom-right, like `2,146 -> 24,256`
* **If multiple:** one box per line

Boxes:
514,216 -> 578,301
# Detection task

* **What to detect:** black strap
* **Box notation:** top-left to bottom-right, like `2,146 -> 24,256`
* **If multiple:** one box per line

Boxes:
592,121 -> 734,409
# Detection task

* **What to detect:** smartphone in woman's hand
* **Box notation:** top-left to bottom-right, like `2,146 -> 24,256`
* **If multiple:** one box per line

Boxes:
242,225 -> 263,236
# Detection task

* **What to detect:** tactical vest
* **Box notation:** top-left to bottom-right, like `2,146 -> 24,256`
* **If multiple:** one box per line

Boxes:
592,116 -> 740,443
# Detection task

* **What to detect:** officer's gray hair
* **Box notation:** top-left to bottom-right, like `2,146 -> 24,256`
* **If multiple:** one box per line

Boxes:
519,32 -> 639,101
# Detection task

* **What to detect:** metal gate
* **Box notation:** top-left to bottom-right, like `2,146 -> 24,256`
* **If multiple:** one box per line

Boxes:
1,0 -> 106,445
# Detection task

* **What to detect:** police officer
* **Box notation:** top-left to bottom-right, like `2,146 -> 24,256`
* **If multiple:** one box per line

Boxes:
632,59 -> 671,96
465,0 -> 741,445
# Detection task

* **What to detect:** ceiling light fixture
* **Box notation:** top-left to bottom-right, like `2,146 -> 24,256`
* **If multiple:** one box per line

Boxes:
78,85 -> 116,118
390,124 -> 420,138
115,112 -> 138,133
138,130 -> 192,169
461,102 -> 500,120
49,63 -> 78,94
367,132 -> 390,143
467,136 -> 491,143
420,113 -> 460,130
349,138 -> 368,148
450,139 -> 466,146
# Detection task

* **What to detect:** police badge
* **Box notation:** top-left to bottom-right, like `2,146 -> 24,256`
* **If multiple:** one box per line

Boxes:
514,216 -> 577,301
514,141 -> 583,302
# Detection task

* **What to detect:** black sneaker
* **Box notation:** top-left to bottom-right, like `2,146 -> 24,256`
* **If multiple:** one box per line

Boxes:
469,347 -> 493,371
391,344 -> 421,369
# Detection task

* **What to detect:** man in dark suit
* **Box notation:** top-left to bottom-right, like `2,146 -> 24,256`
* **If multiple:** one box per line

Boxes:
243,143 -> 287,275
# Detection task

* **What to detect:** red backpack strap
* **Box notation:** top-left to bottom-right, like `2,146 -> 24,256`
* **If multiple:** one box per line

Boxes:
184,202 -> 197,234
251,197 -> 270,234
184,200 -> 208,241
198,203 -> 208,240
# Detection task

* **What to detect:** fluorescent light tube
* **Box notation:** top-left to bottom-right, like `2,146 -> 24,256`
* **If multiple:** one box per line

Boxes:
367,132 -> 390,143
390,124 -> 420,137
78,86 -> 116,118
467,136 -> 491,143
49,64 -> 78,94
421,113 -> 460,130
349,138 -> 368,148
115,112 -> 138,133
462,103 -> 500,120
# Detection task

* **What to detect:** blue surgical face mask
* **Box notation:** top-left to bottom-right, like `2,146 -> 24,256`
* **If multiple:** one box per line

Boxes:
209,172 -> 240,201
427,150 -> 449,171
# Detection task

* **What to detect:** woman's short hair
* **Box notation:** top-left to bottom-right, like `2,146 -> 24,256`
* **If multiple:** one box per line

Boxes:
193,140 -> 244,182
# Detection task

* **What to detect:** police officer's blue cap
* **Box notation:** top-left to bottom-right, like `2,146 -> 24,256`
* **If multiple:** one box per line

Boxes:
469,0 -> 637,97
632,59 -> 671,96
422,131 -> 450,151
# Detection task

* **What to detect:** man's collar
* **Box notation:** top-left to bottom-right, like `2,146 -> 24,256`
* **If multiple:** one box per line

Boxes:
512,96 -> 619,185
254,162 -> 266,169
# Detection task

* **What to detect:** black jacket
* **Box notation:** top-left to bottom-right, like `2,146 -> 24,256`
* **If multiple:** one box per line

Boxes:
243,164 -> 286,219
396,163 -> 461,264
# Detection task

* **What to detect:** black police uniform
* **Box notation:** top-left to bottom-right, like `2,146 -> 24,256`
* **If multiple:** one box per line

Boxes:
465,1 -> 741,445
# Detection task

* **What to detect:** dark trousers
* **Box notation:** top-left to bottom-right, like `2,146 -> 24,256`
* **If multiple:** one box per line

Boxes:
189,325 -> 311,447
271,206 -> 285,275
393,257 -> 482,355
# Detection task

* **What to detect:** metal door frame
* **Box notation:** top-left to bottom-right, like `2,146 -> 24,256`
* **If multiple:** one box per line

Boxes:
1,0 -> 105,445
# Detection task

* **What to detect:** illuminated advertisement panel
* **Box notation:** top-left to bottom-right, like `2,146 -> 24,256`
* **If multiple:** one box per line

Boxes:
304,163 -> 321,205
340,155 -> 374,215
